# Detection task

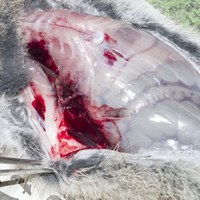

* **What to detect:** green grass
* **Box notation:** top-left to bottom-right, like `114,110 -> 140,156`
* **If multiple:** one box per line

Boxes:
147,0 -> 200,31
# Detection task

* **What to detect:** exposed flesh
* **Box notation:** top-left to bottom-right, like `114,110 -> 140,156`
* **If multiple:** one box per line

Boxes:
21,10 -> 200,159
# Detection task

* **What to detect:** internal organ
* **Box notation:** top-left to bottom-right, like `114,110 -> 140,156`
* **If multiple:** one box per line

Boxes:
21,10 -> 200,158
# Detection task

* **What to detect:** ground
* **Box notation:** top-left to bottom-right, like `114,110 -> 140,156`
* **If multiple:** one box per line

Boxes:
148,0 -> 200,31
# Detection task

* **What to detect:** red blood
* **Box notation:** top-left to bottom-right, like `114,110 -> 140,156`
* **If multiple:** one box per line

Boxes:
27,39 -> 122,158
28,40 -> 59,75
104,49 -> 117,65
32,95 -> 46,120
59,83 -> 110,148
104,33 -> 117,44
57,130 -> 89,158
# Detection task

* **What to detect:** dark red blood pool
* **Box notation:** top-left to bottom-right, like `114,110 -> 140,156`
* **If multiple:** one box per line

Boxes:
27,39 -> 122,158
28,40 -> 59,75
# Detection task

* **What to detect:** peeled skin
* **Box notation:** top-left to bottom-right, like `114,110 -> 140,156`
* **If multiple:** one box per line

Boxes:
21,10 -> 200,158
